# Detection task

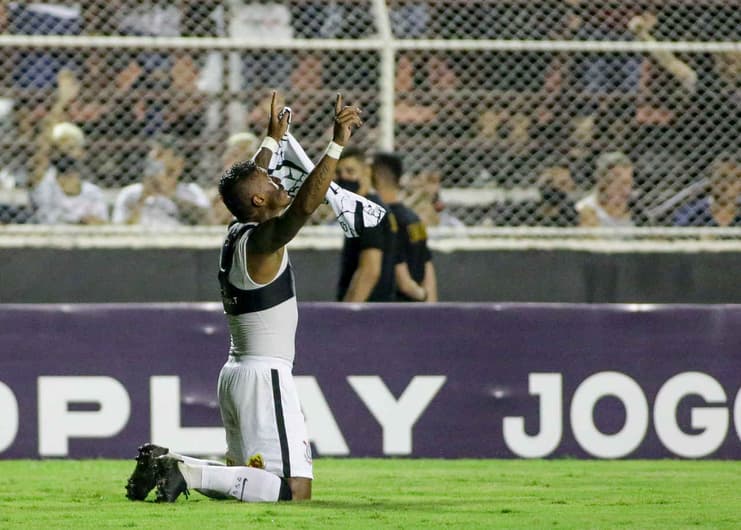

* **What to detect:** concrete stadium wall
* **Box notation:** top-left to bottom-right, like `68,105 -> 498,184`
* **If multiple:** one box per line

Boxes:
1,248 -> 740,303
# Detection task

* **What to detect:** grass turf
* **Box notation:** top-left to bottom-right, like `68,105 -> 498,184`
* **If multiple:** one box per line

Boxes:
0,459 -> 739,529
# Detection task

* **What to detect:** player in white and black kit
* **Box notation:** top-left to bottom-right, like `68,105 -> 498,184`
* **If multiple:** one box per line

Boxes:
125,92 -> 362,503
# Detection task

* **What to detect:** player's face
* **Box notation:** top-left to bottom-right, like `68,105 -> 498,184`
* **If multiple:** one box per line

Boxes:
251,166 -> 290,209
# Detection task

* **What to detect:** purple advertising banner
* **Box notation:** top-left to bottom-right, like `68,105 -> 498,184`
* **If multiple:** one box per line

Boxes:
0,303 -> 740,459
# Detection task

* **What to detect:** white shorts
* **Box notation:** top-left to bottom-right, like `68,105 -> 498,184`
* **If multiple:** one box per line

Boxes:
217,355 -> 313,479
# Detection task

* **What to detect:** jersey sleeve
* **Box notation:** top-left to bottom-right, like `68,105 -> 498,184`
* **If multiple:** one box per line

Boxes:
357,222 -> 385,251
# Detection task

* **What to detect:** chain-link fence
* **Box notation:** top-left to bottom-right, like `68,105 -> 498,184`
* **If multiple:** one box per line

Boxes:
0,1 -> 738,233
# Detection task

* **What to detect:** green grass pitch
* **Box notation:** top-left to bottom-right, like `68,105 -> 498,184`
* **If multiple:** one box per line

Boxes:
0,459 -> 739,529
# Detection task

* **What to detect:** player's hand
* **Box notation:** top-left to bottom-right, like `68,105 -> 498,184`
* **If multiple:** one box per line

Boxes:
267,91 -> 290,141
332,93 -> 362,147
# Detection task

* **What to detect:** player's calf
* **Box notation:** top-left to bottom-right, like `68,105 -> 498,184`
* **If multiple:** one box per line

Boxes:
162,456 -> 295,502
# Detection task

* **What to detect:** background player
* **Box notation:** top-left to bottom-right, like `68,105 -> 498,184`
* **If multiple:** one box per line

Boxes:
372,152 -> 437,302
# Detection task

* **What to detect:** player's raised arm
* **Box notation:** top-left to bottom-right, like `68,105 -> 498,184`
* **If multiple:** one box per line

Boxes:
254,91 -> 291,170
249,94 -> 362,253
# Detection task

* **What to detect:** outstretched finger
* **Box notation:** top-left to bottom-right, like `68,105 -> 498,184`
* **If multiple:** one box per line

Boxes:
270,91 -> 277,116
335,93 -> 343,116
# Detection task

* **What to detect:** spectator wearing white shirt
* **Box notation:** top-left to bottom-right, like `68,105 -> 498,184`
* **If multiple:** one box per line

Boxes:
112,135 -> 211,226
31,153 -> 108,224
576,151 -> 636,228
25,73 -> 108,225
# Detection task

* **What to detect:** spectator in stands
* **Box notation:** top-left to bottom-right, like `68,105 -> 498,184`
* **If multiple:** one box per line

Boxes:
489,161 -> 579,227
335,148 -> 397,302
112,135 -> 211,226
114,1 -> 207,145
8,2 -> 81,91
29,68 -> 83,167
46,53 -> 146,184
477,97 -> 534,153
373,152 -> 437,303
24,68 -> 108,225
208,132 -> 260,225
577,8 -> 642,95
404,170 -> 464,228
30,150 -> 109,224
674,156 -> 741,227
576,152 -> 635,227
541,2 -> 641,177
532,163 -> 579,227
392,0 -> 460,143
475,95 -> 538,187
629,13 -> 739,185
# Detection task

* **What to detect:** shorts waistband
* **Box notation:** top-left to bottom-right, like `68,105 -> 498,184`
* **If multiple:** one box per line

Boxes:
227,354 -> 293,370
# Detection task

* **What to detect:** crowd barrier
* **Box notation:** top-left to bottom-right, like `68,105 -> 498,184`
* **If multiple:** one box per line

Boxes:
0,303 -> 739,459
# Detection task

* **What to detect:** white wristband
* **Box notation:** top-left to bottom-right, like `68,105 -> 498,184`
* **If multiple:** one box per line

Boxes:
260,136 -> 279,154
324,141 -> 344,160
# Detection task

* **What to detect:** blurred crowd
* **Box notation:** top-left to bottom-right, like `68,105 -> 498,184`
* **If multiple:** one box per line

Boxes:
0,1 -> 738,228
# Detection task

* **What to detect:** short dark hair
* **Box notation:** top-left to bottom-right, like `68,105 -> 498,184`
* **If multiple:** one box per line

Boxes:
372,152 -> 403,186
219,160 -> 258,222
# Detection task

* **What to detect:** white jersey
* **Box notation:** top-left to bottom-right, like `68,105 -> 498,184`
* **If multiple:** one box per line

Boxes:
220,223 -> 298,364
575,192 -> 634,227
217,222 -> 310,478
